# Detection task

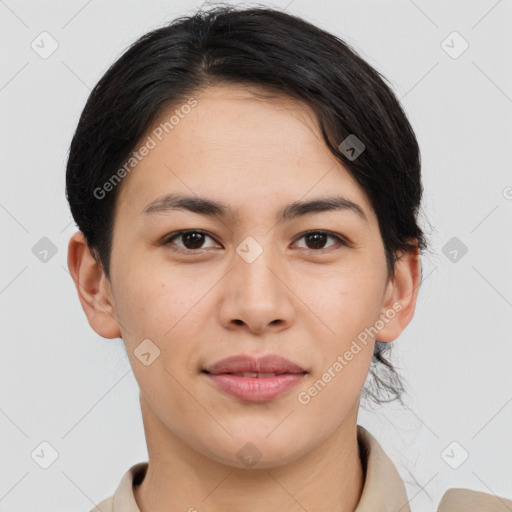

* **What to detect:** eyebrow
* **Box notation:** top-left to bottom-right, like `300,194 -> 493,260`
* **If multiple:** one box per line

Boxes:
142,193 -> 368,224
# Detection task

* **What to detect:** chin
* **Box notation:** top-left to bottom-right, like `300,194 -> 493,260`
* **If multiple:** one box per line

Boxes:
203,435 -> 308,470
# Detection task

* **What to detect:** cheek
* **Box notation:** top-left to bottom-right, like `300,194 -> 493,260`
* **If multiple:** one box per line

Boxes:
112,261 -> 201,340
113,270 -> 202,403
294,265 -> 383,399
112,267 -> 214,393
297,277 -> 379,413
294,263 -> 385,342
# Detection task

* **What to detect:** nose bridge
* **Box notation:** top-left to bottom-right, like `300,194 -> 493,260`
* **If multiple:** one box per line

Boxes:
233,234 -> 282,298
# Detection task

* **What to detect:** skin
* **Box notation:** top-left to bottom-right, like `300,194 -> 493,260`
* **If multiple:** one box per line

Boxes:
68,84 -> 421,512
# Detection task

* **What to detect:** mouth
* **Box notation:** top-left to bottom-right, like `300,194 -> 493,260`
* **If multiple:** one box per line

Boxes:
202,353 -> 308,375
201,354 -> 308,402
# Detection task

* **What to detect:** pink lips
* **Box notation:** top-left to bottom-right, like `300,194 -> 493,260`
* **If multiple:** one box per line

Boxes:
202,354 -> 307,403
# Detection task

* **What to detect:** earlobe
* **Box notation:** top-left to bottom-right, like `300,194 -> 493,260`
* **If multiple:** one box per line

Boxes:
375,244 -> 422,343
67,231 -> 122,339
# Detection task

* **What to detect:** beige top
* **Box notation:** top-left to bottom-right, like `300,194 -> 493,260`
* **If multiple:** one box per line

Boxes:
89,425 -> 512,512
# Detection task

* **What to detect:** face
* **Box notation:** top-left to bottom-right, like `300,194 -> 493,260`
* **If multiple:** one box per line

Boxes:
71,83 -> 418,469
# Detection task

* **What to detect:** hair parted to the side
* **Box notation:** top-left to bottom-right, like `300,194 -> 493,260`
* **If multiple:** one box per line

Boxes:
65,2 -> 431,407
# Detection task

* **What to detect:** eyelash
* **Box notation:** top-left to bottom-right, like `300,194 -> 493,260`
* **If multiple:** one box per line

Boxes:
161,229 -> 349,254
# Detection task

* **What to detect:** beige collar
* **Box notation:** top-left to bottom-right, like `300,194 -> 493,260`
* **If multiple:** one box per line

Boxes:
354,425 -> 411,511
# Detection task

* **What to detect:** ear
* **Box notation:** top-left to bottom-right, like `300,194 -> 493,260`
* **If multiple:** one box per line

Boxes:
67,230 -> 122,339
375,242 -> 422,343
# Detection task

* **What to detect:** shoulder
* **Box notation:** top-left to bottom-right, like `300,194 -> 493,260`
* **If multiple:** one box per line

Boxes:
438,488 -> 512,511
89,495 -> 114,512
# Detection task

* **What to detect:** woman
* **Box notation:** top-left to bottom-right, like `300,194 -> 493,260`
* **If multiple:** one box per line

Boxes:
65,4 -> 512,511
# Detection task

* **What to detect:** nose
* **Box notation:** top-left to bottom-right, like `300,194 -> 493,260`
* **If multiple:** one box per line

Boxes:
217,239 -> 296,335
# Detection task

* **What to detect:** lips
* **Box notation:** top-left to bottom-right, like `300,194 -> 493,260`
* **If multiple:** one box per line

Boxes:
202,354 -> 307,402
202,354 -> 307,376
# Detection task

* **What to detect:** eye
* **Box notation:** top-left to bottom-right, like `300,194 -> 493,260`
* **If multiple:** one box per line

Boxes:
293,230 -> 348,251
162,230 -> 220,253
161,229 -> 349,254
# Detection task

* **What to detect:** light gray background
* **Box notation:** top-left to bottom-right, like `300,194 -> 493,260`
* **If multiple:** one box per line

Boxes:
1,0 -> 511,510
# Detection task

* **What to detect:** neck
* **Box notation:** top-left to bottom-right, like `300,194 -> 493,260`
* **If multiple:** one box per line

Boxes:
134,394 -> 365,512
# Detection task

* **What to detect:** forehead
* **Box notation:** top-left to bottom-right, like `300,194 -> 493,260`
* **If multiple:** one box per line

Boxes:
114,84 -> 374,225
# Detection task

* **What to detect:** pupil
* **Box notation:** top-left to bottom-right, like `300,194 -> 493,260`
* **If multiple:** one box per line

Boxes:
307,233 -> 326,249
184,232 -> 204,249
